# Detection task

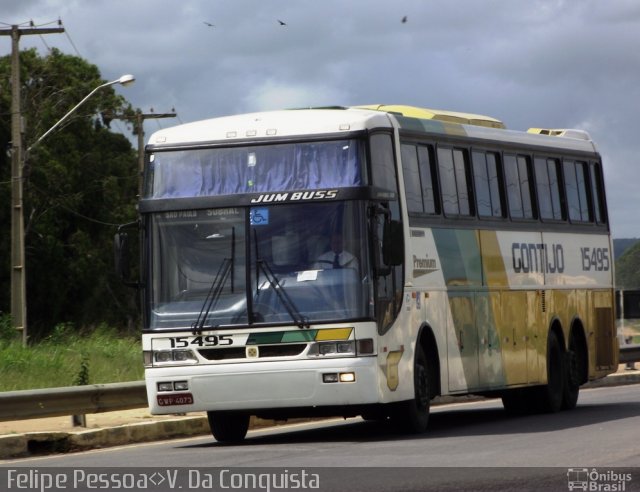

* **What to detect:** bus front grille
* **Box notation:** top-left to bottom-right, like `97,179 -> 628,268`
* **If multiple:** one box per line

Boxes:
198,344 -> 307,360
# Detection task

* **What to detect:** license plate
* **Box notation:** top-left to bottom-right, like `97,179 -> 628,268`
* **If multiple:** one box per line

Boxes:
157,393 -> 194,406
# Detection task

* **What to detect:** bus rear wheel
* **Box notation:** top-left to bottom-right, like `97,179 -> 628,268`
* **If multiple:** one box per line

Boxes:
562,332 -> 586,410
392,345 -> 430,433
538,331 -> 564,413
207,411 -> 250,443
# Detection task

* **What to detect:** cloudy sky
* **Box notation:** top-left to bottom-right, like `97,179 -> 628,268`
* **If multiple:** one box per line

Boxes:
4,0 -> 640,238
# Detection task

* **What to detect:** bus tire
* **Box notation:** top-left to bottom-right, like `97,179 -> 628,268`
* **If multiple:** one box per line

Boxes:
207,411 -> 250,443
562,339 -> 582,410
539,331 -> 564,413
392,345 -> 430,433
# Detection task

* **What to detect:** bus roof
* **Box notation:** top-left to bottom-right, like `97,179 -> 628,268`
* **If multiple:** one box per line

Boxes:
147,106 -> 598,155
147,108 -> 390,146
354,104 -> 506,129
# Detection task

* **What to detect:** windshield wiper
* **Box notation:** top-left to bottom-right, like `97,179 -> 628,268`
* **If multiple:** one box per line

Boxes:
192,227 -> 236,335
251,228 -> 309,329
191,258 -> 232,335
256,259 -> 310,329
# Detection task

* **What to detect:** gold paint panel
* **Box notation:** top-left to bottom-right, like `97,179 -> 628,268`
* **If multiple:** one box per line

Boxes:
386,350 -> 403,391
479,230 -> 509,288
315,328 -> 353,341
500,291 -> 528,385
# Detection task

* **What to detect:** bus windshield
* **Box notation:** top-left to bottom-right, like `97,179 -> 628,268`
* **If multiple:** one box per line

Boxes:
147,139 -> 364,199
149,201 -> 372,330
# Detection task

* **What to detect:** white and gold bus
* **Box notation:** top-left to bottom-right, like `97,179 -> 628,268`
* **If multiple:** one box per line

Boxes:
123,104 -> 618,442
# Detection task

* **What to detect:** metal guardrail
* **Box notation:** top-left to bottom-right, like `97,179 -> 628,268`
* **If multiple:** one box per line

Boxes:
620,344 -> 640,364
1,346 -> 639,423
0,381 -> 147,422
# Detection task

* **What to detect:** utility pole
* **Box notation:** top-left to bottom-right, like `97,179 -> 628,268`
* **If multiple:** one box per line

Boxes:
111,109 -> 177,194
1,24 -> 64,344
134,110 -> 177,194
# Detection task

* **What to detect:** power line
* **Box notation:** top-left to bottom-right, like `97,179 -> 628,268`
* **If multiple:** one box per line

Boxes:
59,18 -> 82,57
30,183 -> 134,227
2,18 -> 80,56
64,30 -> 81,57
0,19 -> 60,28
29,20 -> 53,52
0,21 -> 31,28
37,33 -> 51,52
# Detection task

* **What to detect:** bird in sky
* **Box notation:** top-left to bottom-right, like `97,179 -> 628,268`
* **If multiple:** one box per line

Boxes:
277,19 -> 287,26
203,21 -> 214,27
401,16 -> 408,23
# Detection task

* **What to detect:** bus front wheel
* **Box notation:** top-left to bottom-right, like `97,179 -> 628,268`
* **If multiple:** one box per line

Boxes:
392,345 -> 430,433
207,411 -> 250,443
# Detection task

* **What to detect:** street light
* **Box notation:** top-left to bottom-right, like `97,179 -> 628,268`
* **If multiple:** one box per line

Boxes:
11,74 -> 135,344
27,74 -> 136,152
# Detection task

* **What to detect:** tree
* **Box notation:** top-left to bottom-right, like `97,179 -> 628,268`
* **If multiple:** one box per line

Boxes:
616,240 -> 640,290
0,48 -> 139,339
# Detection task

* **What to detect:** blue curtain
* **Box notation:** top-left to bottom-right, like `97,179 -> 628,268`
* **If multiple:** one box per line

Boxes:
151,140 -> 362,198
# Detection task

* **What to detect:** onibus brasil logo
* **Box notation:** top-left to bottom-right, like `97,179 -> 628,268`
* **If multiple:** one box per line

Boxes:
567,468 -> 632,491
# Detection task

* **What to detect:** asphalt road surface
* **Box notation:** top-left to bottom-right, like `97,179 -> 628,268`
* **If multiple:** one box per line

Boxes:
4,384 -> 639,491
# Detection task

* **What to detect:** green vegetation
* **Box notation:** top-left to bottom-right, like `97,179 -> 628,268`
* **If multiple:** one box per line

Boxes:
620,321 -> 640,346
616,240 -> 640,289
0,317 -> 143,391
0,48 -> 140,340
613,238 -> 640,260
0,50 -> 144,391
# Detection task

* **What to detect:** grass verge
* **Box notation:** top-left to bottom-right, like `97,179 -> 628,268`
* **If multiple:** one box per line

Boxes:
0,319 -> 143,392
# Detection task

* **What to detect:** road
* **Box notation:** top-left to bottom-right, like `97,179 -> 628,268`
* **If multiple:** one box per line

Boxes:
3,384 -> 639,491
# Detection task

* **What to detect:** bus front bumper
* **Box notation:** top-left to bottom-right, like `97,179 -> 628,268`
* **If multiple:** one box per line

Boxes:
146,356 -> 380,414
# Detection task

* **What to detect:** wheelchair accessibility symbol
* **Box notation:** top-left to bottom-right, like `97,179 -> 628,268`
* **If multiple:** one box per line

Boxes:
250,208 -> 269,225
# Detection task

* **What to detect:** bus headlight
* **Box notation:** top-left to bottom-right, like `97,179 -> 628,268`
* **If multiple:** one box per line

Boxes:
155,351 -> 174,363
152,349 -> 198,365
307,339 -> 375,357
308,340 -> 356,357
173,350 -> 197,362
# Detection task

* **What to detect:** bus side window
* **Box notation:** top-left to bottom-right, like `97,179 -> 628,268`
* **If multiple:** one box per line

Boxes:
504,154 -> 535,219
401,144 -> 424,213
370,133 -> 404,335
534,157 -> 564,221
437,146 -> 472,217
472,150 -> 503,218
564,160 -> 591,222
589,161 -> 606,224
417,145 -> 438,214
400,143 -> 438,215
370,133 -> 398,197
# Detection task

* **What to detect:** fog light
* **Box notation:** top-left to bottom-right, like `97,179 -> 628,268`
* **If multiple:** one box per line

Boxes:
323,373 -> 339,383
157,382 -> 173,392
339,372 -> 356,383
174,381 -> 189,391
